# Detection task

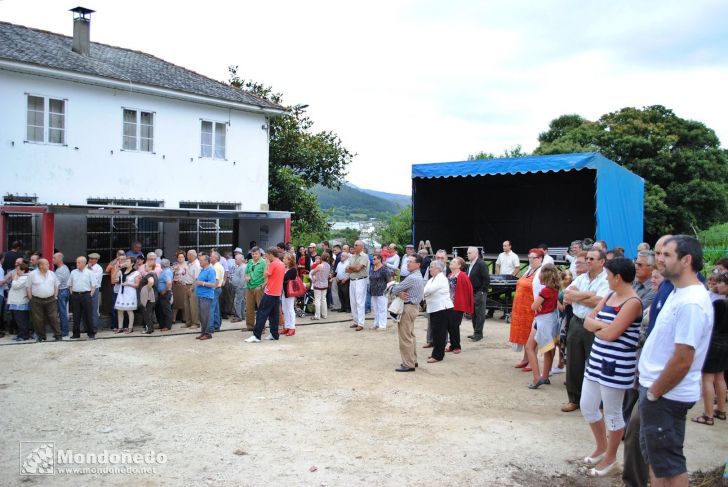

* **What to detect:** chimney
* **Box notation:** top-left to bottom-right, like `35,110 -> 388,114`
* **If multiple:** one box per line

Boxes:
69,6 -> 95,56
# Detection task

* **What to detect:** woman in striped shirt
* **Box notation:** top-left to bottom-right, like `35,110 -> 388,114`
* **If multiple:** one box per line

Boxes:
580,257 -> 643,477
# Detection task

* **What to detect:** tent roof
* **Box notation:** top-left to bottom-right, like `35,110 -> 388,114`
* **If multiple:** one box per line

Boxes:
412,152 -> 643,181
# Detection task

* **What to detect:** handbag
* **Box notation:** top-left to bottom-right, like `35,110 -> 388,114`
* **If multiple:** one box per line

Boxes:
286,276 -> 307,297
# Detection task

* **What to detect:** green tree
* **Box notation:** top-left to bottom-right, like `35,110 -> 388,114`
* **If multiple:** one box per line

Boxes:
468,144 -> 529,160
378,205 -> 412,248
535,106 -> 728,241
228,66 -> 354,239
329,227 -> 361,245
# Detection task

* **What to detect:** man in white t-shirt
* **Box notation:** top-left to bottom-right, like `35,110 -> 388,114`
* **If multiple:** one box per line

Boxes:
84,253 -> 104,332
495,240 -> 520,276
637,235 -> 713,486
490,240 -> 521,319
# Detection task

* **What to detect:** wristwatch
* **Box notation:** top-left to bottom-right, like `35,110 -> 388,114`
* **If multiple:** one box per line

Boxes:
646,390 -> 659,402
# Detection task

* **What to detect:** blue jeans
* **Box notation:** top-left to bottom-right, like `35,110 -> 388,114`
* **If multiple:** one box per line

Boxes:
57,288 -> 70,336
212,287 -> 222,331
253,294 -> 280,340
198,297 -> 213,336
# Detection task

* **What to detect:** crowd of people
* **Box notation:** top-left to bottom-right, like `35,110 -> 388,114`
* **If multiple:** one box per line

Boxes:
505,237 -> 727,485
1,235 -> 727,485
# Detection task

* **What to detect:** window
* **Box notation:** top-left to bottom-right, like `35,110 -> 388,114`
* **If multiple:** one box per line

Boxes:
86,199 -> 163,262
26,95 -> 66,144
4,213 -> 40,252
179,201 -> 238,252
122,109 -> 154,152
200,120 -> 226,159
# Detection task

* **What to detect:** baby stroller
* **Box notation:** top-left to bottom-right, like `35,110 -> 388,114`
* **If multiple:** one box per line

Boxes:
294,277 -> 315,317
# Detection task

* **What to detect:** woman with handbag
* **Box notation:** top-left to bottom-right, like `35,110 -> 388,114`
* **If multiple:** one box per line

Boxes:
282,253 -> 299,336
310,252 -> 331,320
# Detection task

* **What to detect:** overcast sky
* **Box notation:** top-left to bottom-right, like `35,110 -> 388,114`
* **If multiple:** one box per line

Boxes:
2,0 -> 727,195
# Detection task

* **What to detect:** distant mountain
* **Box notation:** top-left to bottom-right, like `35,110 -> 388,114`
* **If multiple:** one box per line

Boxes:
309,183 -> 410,220
355,187 -> 411,208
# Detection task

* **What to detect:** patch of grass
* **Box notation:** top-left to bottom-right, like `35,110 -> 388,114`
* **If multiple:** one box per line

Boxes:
698,222 -> 728,271
689,466 -> 726,487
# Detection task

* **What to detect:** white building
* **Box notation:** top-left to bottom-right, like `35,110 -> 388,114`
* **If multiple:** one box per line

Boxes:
0,8 -> 290,262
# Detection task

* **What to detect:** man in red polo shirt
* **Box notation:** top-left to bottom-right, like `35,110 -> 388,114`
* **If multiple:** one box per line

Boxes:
246,247 -> 285,342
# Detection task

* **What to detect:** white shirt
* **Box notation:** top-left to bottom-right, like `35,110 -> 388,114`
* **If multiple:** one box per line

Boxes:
68,268 -> 96,292
566,254 -> 577,278
569,269 -> 610,319
423,272 -> 453,313
28,269 -> 59,298
89,263 -> 103,288
385,253 -> 400,272
400,253 -> 414,277
184,259 -> 201,285
638,284 -> 714,402
496,251 -> 520,276
543,254 -> 555,265
7,275 -> 29,305
530,266 -> 545,300
0,267 -> 5,292
336,260 -> 350,281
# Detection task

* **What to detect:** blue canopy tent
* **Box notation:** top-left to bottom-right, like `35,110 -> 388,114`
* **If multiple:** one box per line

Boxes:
411,152 -> 644,258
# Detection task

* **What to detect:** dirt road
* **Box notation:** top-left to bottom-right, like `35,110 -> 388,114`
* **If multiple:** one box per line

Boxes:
1,313 -> 724,485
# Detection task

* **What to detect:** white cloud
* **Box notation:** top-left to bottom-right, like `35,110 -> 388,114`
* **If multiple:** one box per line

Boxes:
2,0 -> 726,195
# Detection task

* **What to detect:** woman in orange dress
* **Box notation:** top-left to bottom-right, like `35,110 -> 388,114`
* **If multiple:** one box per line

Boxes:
510,248 -> 544,369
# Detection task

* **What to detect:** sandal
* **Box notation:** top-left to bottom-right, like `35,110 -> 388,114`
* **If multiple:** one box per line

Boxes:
714,410 -> 727,421
691,414 -> 714,426
527,378 -> 551,389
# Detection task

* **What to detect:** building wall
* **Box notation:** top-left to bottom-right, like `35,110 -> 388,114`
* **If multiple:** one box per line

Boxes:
238,219 -> 285,252
0,69 -> 270,210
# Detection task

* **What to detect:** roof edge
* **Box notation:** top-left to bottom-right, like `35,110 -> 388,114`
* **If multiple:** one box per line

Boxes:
0,59 -> 288,117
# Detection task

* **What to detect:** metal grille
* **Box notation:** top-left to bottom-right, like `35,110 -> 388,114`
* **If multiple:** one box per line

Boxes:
4,213 -> 41,254
178,201 -> 237,253
86,199 -> 163,261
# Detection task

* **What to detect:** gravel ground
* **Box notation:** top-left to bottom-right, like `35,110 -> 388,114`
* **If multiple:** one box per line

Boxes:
0,312 -> 725,486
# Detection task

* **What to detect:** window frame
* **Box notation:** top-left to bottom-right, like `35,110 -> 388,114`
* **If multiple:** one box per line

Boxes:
25,93 -> 67,146
199,119 -> 227,160
178,201 -> 238,252
121,107 -> 155,153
